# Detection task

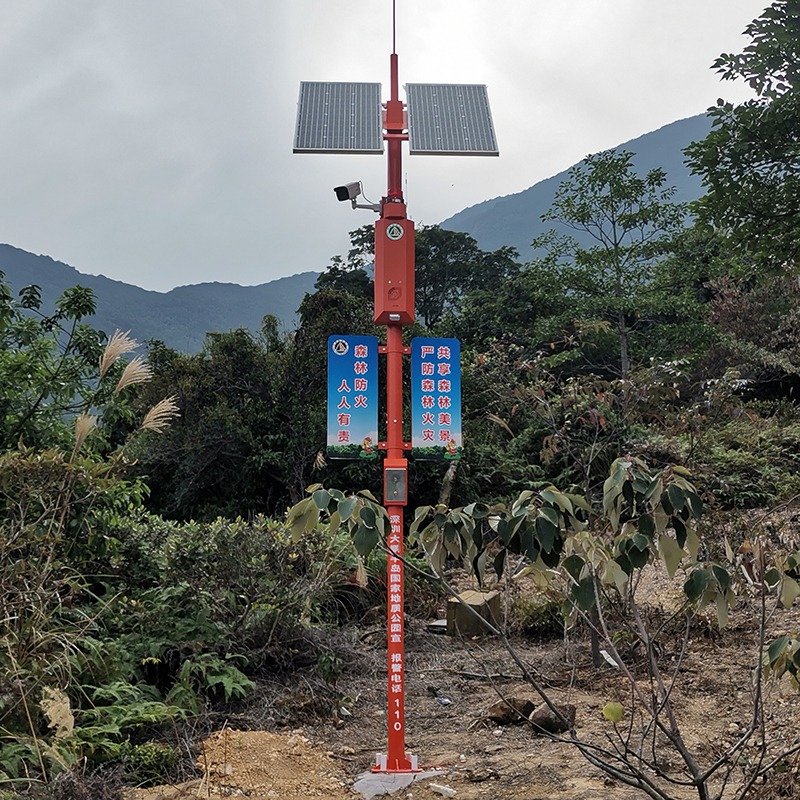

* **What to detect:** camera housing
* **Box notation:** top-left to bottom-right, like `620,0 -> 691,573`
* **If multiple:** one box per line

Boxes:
334,182 -> 361,202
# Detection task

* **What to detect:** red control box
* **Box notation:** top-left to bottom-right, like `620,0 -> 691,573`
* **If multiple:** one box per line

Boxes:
374,217 -> 415,325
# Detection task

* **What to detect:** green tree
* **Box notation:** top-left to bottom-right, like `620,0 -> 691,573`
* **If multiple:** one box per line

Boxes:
528,149 -> 690,378
132,288 -> 377,519
280,287 -> 377,501
315,225 -> 375,300
685,0 -> 800,269
414,225 -> 518,328
128,328 -> 290,520
323,224 -> 519,327
0,274 -> 106,450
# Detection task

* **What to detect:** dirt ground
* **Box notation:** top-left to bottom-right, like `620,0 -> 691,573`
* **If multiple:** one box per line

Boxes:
129,572 -> 800,800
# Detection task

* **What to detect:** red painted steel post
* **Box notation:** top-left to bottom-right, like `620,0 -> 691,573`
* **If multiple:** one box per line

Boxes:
383,324 -> 412,771
372,49 -> 418,774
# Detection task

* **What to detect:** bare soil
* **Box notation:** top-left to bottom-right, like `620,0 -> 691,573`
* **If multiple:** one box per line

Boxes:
130,574 -> 800,800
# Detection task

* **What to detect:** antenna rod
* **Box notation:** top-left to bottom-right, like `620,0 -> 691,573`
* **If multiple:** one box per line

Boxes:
392,0 -> 396,54
386,52 -> 403,200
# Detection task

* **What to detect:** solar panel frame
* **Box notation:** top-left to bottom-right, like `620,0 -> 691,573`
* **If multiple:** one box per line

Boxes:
406,83 -> 499,156
293,82 -> 384,154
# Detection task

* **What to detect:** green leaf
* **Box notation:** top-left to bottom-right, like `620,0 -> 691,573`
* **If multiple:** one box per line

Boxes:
764,568 -> 782,587
494,549 -> 506,580
667,484 -> 685,513
768,635 -> 790,667
658,535 -> 686,579
472,503 -> 490,520
563,554 -> 584,582
359,505 -> 377,529
602,702 -> 624,723
673,516 -> 687,548
687,493 -> 703,519
540,542 -> 562,568
638,513 -> 655,538
711,564 -> 730,592
472,550 -> 487,585
520,529 -> 539,562
567,493 -> 593,513
627,544 -> 649,570
615,552 -> 633,576
684,569 -> 710,602
535,515 -> 559,552
780,576 -> 800,609
548,490 -> 574,515
540,488 -> 556,504
622,480 -> 634,508
644,477 -> 661,502
540,506 -> 559,528
352,524 -> 379,556
338,497 -> 357,522
312,489 -> 331,510
572,577 -> 596,610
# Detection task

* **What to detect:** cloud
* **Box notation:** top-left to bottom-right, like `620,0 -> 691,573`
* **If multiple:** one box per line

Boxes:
0,0 -> 765,292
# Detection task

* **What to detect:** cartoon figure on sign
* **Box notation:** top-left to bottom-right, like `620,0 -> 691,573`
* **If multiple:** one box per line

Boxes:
361,437 -> 374,457
445,439 -> 460,460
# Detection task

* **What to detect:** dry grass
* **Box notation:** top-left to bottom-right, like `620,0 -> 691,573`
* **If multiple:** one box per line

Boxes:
98,329 -> 139,379
114,356 -> 153,393
141,396 -> 180,433
71,413 -> 97,459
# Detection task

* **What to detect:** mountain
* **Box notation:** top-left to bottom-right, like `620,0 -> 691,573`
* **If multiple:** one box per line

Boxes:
0,113 -> 711,353
0,244 -> 318,353
440,113 -> 712,259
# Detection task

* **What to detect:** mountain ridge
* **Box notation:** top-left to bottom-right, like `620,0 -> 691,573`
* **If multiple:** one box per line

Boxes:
0,244 -> 318,353
440,113 -> 711,257
1,112 -> 712,352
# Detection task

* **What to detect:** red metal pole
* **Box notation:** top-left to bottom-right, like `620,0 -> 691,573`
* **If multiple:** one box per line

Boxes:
382,325 -> 413,771
372,50 -> 417,774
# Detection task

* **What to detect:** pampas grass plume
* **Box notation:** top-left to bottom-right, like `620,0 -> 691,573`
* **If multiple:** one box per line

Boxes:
99,330 -> 138,378
141,396 -> 180,433
114,356 -> 153,393
71,413 -> 97,459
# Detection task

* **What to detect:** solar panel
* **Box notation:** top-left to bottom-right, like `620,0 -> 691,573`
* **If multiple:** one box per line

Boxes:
293,82 -> 383,154
406,84 -> 498,156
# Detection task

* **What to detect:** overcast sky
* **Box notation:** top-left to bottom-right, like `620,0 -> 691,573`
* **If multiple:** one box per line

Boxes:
0,0 -> 766,293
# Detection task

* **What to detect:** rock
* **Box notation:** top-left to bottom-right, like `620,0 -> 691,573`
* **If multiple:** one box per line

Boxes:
485,696 -> 537,725
427,619 -> 448,634
528,702 -> 576,734
468,767 -> 498,782
446,590 -> 502,637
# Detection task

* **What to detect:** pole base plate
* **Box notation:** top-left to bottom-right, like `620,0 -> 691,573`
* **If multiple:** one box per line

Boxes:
372,752 -> 420,773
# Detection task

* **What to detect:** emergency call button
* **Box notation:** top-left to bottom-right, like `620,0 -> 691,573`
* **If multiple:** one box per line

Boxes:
385,468 -> 407,503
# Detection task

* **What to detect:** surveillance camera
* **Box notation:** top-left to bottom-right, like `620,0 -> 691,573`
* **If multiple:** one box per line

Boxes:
334,182 -> 361,202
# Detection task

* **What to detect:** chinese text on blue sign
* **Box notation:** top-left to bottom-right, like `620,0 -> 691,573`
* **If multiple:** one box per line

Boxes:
327,335 -> 379,459
411,338 -> 462,460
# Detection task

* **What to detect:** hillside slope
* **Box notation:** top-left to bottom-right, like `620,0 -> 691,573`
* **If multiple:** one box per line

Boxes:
0,244 -> 317,353
440,113 -> 711,259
